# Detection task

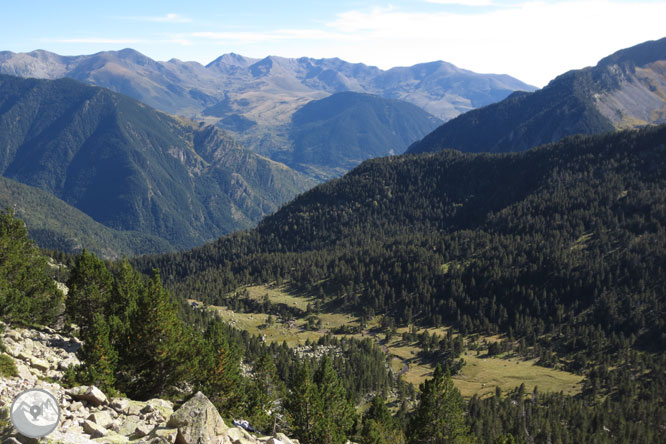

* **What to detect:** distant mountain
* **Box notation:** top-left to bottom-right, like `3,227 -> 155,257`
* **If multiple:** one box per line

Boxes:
409,37 -> 666,154
0,74 -> 314,250
275,92 -> 442,178
0,176 -> 171,258
0,49 -> 534,173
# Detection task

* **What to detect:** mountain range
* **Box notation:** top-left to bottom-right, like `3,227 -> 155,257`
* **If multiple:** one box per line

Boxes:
0,74 -> 314,252
409,37 -> 666,154
0,49 -> 533,175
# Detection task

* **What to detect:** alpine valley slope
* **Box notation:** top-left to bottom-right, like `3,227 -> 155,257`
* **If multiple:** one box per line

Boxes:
277,91 -> 442,179
0,176 -> 172,258
137,124 -> 666,442
409,37 -> 666,154
0,74 -> 314,251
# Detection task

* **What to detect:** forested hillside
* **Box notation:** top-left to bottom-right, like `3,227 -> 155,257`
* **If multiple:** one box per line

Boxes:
137,125 -> 666,442
0,74 -> 313,251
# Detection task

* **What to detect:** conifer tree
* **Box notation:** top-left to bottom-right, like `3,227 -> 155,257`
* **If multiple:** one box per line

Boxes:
312,356 -> 357,444
78,313 -> 117,393
0,209 -> 62,325
407,365 -> 475,444
361,395 -> 405,444
286,362 -> 317,444
126,270 -> 188,398
66,249 -> 113,334
199,318 -> 242,414
248,353 -> 285,435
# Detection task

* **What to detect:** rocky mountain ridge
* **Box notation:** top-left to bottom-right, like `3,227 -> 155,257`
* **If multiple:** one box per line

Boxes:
0,322 -> 298,444
0,48 -> 534,123
408,37 -> 666,154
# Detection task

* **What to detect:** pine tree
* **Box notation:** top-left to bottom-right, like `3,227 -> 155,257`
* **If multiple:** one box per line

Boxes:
78,313 -> 117,393
125,270 -> 188,398
361,395 -> 405,444
286,362 -> 318,444
66,250 -> 113,334
0,209 -> 63,325
312,356 -> 357,444
199,318 -> 242,414
407,365 -> 475,444
247,353 -> 285,435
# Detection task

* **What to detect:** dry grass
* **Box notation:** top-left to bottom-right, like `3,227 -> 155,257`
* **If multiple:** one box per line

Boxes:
198,285 -> 584,398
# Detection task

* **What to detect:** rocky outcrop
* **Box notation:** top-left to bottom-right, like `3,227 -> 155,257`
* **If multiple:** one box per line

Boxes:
0,324 -> 299,444
166,391 -> 228,444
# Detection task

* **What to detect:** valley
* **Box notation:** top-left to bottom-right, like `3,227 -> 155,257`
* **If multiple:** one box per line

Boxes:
192,284 -> 584,399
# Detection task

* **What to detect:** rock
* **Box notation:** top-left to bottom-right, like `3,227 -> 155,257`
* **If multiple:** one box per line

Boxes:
88,411 -> 114,429
139,427 -> 179,444
266,439 -> 283,444
227,427 -> 254,443
167,391 -> 228,444
83,420 -> 109,438
92,433 -> 130,443
115,415 -> 144,436
110,398 -> 130,413
68,385 -> 90,398
276,434 -> 295,444
134,422 -> 154,438
29,356 -> 50,371
67,385 -> 107,406
145,398 -> 174,420
6,330 -> 22,341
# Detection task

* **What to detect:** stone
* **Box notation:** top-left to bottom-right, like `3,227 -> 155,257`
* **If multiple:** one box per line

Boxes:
83,420 -> 109,438
167,391 -> 228,444
227,428 -> 254,443
139,427 -> 179,444
276,434 -> 294,444
88,411 -> 114,429
134,422 -> 154,438
145,398 -> 174,420
92,433 -> 130,443
110,398 -> 130,413
68,385 -> 107,406
115,415 -> 144,436
266,439 -> 283,444
29,356 -> 50,371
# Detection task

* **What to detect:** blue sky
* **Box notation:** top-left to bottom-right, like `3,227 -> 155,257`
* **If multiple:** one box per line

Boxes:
2,0 -> 665,87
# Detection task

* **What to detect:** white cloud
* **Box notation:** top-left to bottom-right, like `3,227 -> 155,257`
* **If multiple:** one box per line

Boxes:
124,13 -> 191,23
321,0 -> 666,86
426,0 -> 494,6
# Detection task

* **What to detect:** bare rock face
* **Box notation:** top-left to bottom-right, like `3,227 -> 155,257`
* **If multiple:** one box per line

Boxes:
167,391 -> 229,444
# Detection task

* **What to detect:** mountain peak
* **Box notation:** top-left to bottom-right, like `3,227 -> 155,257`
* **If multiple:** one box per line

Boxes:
598,36 -> 666,68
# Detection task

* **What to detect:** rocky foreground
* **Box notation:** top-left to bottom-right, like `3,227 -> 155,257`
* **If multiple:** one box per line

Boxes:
0,324 -> 298,444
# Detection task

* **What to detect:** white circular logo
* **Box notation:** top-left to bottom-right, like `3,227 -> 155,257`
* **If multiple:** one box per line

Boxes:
10,389 -> 60,438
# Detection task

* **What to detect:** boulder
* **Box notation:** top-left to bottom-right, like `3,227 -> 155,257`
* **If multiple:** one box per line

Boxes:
83,420 -> 109,438
67,386 -> 107,406
167,392 -> 228,444
88,411 -> 114,429
29,356 -> 50,371
145,398 -> 174,420
266,439 -> 283,444
227,427 -> 254,443
276,433 -> 294,444
134,422 -> 155,438
115,415 -> 144,436
138,427 -> 179,444
92,433 -> 130,443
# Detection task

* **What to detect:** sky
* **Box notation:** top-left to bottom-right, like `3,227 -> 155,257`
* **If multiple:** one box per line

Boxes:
1,0 -> 665,87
